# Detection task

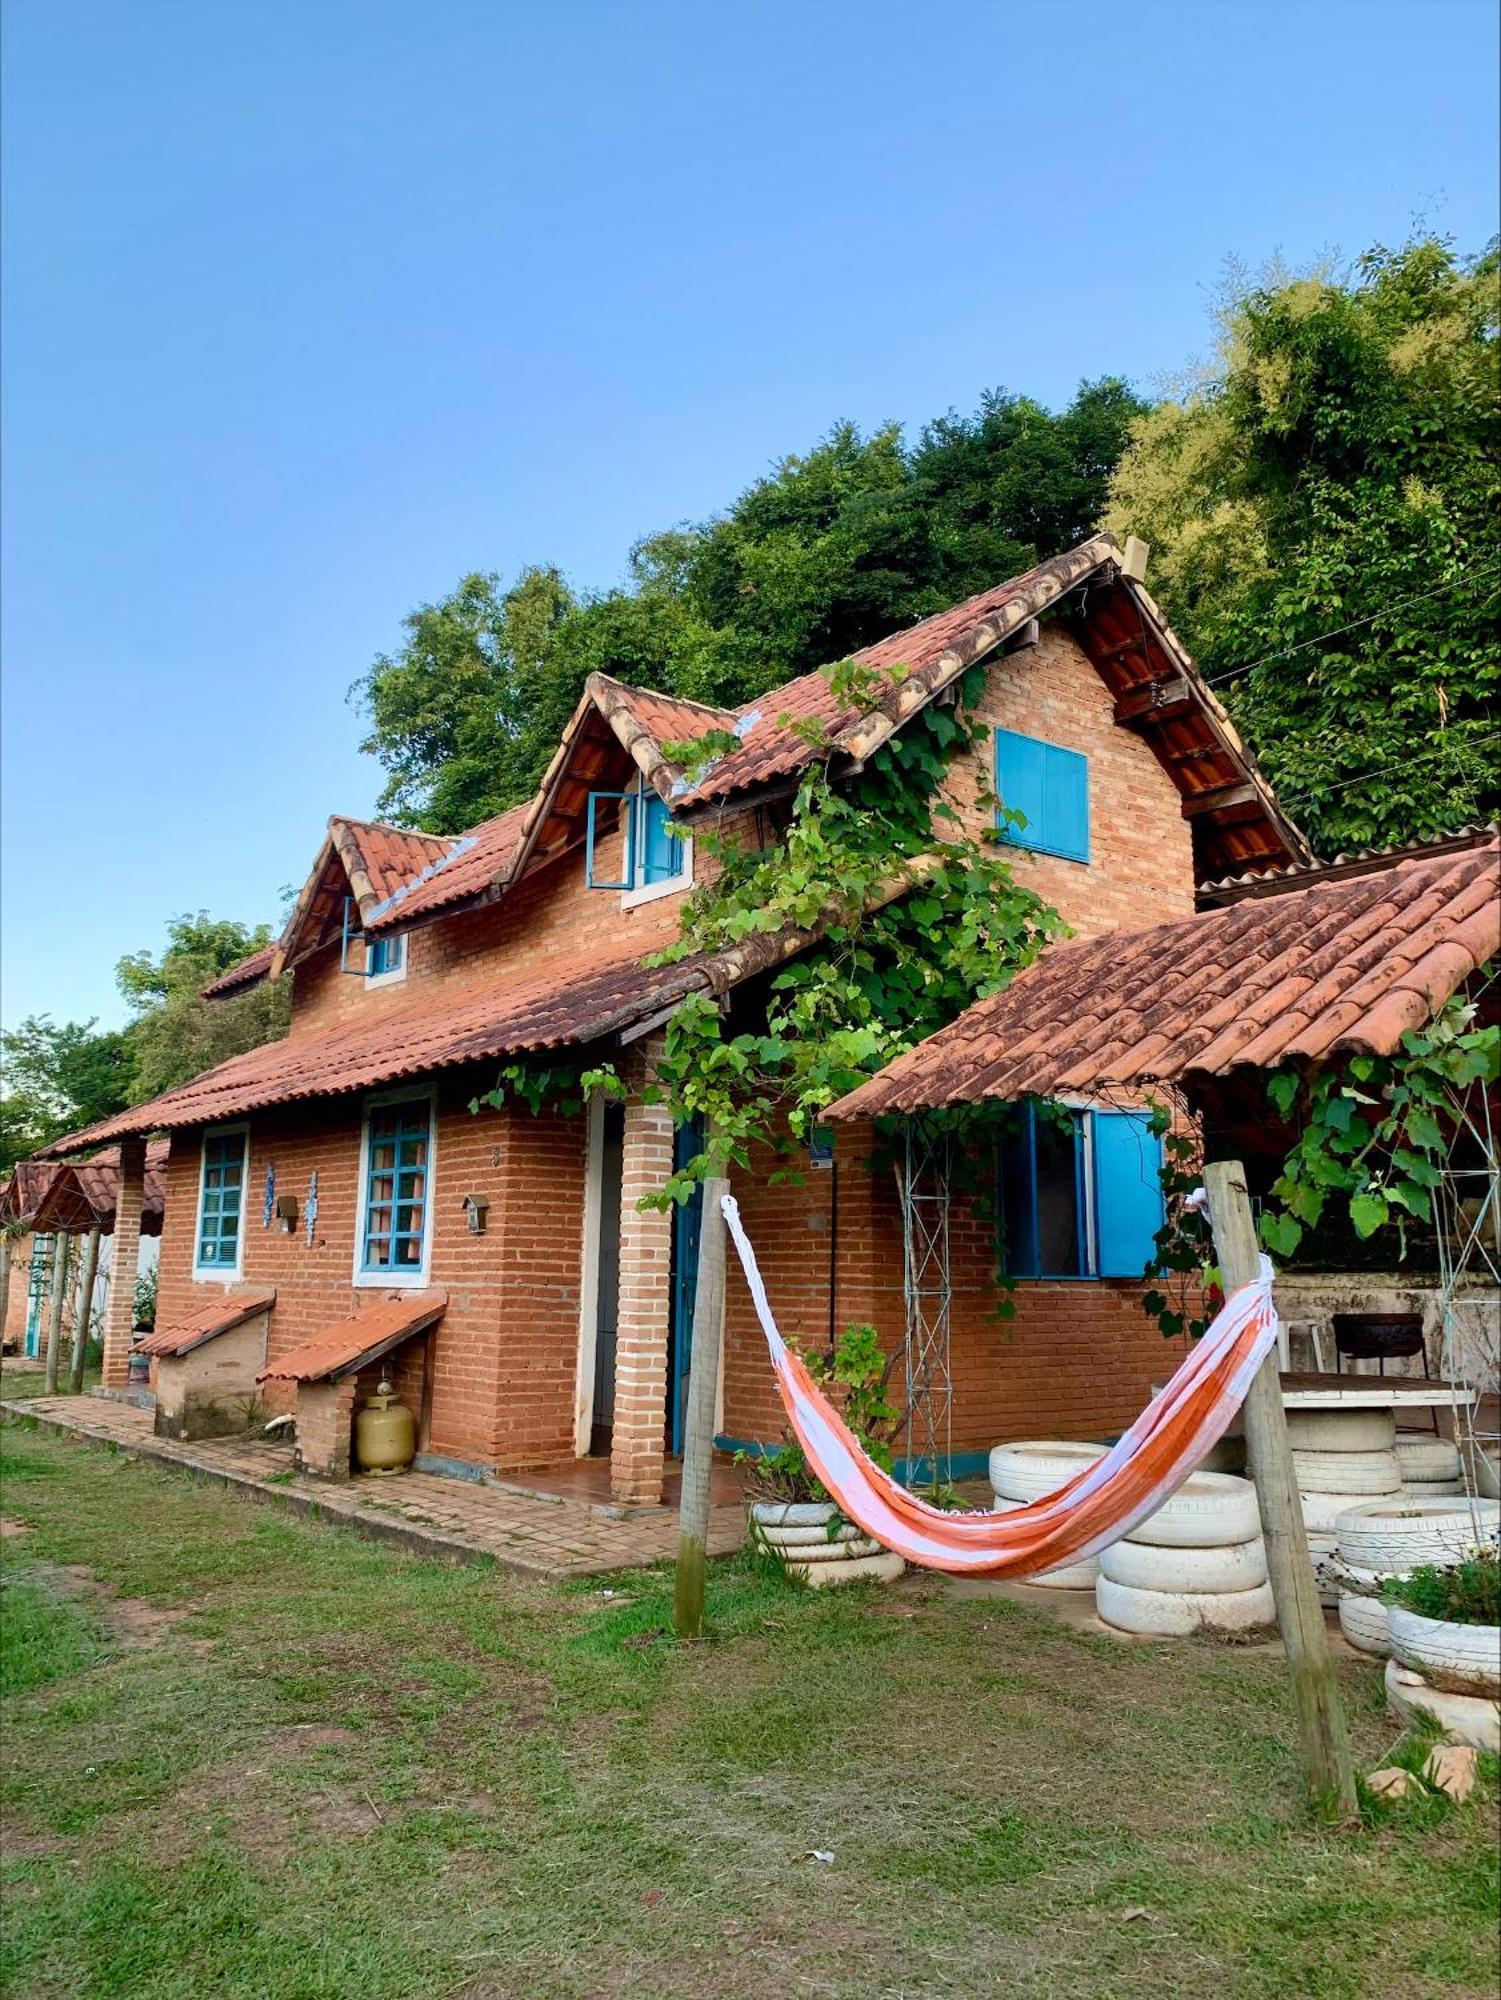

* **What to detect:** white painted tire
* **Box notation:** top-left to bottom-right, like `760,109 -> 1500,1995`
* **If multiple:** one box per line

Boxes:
1385,1659 -> 1500,1753
1290,1449 -> 1402,1496
786,1550 -> 904,1589
1301,1491 -> 1364,1536
989,1440 -> 1106,1502
1096,1575 -> 1277,1638
1100,1535 -> 1267,1595
989,1497 -> 1099,1588
1338,1586 -> 1392,1656
1124,1472 -> 1260,1549
1394,1437 -> 1462,1483
1306,1531 -> 1342,1607
1336,1496 -> 1500,1572
1285,1408 -> 1395,1454
757,1521 -> 870,1550
771,1533 -> 883,1562
1403,1482 -> 1467,1497
751,1502 -> 840,1529
1387,1607 -> 1501,1695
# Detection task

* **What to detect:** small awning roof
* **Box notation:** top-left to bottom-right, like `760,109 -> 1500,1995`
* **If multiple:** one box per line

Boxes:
828,835 -> 1500,1119
136,1288 -> 276,1359
259,1292 -> 446,1383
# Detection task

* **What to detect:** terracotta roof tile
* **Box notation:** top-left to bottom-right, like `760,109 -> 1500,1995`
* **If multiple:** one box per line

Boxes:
136,1288 -> 276,1359
828,836 -> 1500,1118
364,801 -> 531,932
259,1291 -> 446,1383
202,946 -> 277,999
13,1140 -> 169,1234
335,819 -> 454,908
41,938 -> 712,1152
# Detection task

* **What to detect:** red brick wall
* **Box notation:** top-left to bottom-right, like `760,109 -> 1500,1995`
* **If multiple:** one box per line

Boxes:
156,1071 -> 588,1476
948,625 -> 1196,937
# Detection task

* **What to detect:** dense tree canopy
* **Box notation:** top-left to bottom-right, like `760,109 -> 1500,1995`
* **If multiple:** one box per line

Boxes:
1107,236 -> 1499,852
354,381 -> 1147,832
0,1016 -> 134,1173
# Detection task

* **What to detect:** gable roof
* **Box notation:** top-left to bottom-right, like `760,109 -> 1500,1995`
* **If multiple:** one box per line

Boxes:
8,1141 -> 169,1235
202,945 -> 277,1000
243,538 -> 1311,968
827,835 -> 1500,1119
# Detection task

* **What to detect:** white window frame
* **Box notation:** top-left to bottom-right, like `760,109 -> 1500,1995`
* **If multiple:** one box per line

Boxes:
351,1085 -> 437,1289
621,774 -> 693,909
365,930 -> 408,988
193,1122 -> 250,1281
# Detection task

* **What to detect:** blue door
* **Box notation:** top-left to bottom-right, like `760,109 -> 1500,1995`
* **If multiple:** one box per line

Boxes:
24,1235 -> 54,1358
668,1118 -> 705,1455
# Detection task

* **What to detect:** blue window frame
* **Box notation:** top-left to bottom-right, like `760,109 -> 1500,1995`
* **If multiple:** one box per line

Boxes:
196,1130 -> 247,1272
999,1104 -> 1163,1280
360,1097 -> 432,1276
585,777 -> 690,895
367,932 -> 405,980
994,727 -> 1090,863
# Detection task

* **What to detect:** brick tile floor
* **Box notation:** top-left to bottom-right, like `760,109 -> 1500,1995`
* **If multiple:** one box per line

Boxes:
1,1394 -> 746,1579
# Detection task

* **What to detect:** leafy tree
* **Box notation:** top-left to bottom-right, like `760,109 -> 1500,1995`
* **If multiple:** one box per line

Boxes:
117,912 -> 290,1105
0,1016 -> 134,1171
355,380 -> 1145,832
1107,237 -> 1500,852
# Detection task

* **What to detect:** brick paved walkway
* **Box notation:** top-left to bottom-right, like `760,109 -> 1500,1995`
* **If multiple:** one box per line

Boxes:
1,1394 -> 746,1580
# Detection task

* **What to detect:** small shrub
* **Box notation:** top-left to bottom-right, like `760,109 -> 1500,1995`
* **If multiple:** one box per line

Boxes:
1384,1547 -> 1500,1625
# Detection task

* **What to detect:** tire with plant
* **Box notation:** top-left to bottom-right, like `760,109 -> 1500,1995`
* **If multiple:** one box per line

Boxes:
1336,1496 -> 1499,1572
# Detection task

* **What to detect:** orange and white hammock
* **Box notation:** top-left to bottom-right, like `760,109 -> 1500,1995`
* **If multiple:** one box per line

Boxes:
721,1193 -> 1277,1576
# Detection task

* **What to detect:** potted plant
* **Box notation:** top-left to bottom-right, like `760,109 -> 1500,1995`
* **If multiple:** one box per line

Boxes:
741,1323 -> 905,1588
1382,1547 -> 1500,1753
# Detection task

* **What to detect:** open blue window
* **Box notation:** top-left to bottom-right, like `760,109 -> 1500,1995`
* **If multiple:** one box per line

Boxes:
359,1096 -> 432,1279
994,728 -> 1090,863
586,777 -> 690,896
367,932 -> 405,981
999,1104 -> 1162,1280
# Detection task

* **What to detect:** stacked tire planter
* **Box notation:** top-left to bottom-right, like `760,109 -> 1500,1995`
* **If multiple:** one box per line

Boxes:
1286,1406 -> 1402,1608
1393,1433 -> 1467,1497
749,1501 -> 904,1588
1096,1472 -> 1274,1636
1334,1493 -> 1501,1659
988,1442 -> 1108,1589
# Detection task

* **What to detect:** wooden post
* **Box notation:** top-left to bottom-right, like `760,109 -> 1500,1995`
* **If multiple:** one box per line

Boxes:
69,1226 -> 103,1396
0,1232 -> 12,1357
674,1176 -> 729,1640
42,1233 -> 73,1396
1203,1161 -> 1357,1817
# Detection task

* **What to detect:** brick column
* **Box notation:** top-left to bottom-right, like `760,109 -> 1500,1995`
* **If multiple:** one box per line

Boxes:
293,1379 -> 358,1479
611,1054 -> 675,1506
101,1137 -> 146,1388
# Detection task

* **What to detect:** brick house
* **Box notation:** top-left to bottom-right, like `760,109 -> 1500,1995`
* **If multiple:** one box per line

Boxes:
41,534 -> 1309,1502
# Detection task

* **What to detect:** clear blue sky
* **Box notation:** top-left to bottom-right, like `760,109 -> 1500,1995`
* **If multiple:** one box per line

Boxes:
3,0 -> 1497,1033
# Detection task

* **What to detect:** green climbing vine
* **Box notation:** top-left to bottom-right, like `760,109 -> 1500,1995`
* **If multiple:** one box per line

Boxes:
477,652 -> 1066,1209
1256,986 -> 1498,1261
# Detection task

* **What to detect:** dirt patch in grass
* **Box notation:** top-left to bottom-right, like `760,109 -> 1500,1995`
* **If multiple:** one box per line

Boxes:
0,1516 -> 33,1539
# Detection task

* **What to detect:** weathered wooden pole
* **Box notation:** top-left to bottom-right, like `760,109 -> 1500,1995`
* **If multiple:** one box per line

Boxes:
68,1226 -> 103,1396
674,1177 -> 730,1639
42,1233 -> 73,1395
1203,1161 -> 1357,1817
0,1232 -> 13,1357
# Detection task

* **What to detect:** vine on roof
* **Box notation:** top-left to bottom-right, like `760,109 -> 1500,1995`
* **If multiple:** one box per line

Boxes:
477,653 -> 1066,1208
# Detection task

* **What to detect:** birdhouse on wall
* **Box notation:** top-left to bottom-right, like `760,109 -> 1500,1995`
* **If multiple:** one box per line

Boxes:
462,1194 -> 489,1236
274,1194 -> 299,1234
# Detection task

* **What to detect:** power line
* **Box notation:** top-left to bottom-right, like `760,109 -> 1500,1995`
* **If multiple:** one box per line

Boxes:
1202,558 -> 1501,690
1277,727 -> 1501,802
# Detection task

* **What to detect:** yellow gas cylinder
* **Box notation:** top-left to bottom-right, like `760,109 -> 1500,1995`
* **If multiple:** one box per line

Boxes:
355,1378 -> 416,1475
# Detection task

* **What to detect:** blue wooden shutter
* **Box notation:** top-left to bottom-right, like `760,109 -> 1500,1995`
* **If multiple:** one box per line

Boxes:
995,729 -> 1046,847
1042,742 -> 1089,862
641,793 -> 679,884
1092,1111 -> 1165,1278
994,729 -> 1089,862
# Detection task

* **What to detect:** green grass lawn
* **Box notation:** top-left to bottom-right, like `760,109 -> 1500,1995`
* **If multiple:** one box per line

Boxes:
1,1419 -> 1496,2000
